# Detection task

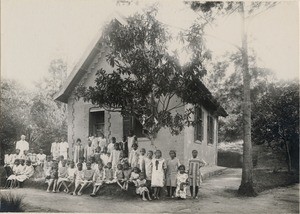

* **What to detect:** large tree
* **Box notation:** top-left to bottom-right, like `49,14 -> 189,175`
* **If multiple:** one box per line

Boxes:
76,7 -> 223,142
188,1 -> 278,196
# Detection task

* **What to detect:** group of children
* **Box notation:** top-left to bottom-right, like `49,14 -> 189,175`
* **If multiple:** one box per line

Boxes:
4,134 -> 206,200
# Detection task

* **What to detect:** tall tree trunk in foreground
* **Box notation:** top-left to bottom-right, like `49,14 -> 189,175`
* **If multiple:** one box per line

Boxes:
238,2 -> 257,197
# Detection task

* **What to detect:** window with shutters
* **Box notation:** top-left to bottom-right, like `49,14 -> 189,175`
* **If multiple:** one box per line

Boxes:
207,115 -> 214,144
123,115 -> 147,138
194,107 -> 204,142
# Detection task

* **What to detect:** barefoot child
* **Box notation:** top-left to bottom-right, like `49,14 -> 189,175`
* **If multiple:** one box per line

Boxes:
136,173 -> 152,201
62,161 -> 77,193
151,150 -> 166,200
138,148 -> 146,174
128,143 -> 139,168
47,162 -> 58,193
122,162 -> 131,190
166,150 -> 180,198
145,150 -> 153,188
77,162 -> 95,195
56,160 -> 68,192
104,162 -> 114,184
90,163 -> 105,197
129,167 -> 140,186
115,163 -> 125,189
188,150 -> 206,199
175,165 -> 188,199
73,163 -> 84,195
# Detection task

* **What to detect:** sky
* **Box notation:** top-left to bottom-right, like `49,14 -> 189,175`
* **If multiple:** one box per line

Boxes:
1,0 -> 299,90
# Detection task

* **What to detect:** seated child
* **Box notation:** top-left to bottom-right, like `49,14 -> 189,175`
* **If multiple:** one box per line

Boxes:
122,162 -> 132,190
136,173 -> 152,201
129,167 -> 140,186
72,162 -> 84,195
118,151 -> 128,166
46,162 -> 58,193
90,163 -> 105,197
16,159 -> 35,187
4,150 -> 13,179
56,160 -> 68,192
5,159 -> 20,188
10,159 -> 26,188
44,155 -> 53,179
61,161 -> 76,193
114,163 -> 125,189
175,165 -> 189,199
104,162 -> 114,184
73,162 -> 95,196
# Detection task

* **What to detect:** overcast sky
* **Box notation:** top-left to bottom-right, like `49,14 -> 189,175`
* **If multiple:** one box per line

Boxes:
1,0 -> 299,90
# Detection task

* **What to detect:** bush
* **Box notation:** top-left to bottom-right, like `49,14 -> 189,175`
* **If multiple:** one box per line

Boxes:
0,192 -> 24,212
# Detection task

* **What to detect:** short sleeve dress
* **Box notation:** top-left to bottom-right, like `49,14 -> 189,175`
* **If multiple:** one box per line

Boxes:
151,158 -> 166,187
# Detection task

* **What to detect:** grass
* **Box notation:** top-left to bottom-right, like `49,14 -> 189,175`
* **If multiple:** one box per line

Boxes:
0,192 -> 24,212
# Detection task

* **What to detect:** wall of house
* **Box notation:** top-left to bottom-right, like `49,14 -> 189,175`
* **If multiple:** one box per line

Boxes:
183,104 -> 218,167
66,50 -> 219,165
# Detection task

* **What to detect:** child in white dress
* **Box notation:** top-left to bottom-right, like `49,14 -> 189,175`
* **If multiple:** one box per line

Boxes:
90,163 -> 105,197
128,143 -> 139,168
175,165 -> 189,199
122,162 -> 132,190
16,160 -> 34,187
104,162 -> 114,184
136,173 -> 152,201
151,150 -> 167,200
129,167 -> 140,186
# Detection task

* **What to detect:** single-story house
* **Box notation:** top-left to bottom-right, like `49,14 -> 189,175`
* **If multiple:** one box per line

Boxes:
54,13 -> 227,166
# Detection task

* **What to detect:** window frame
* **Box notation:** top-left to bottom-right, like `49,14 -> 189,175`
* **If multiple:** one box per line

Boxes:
194,107 -> 204,143
207,114 -> 214,145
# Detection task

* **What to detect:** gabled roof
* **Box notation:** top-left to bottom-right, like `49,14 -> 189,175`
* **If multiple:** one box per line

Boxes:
54,12 -> 227,117
54,12 -> 127,103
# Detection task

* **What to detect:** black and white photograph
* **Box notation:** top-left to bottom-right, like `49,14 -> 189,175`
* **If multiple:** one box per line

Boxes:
0,0 -> 299,213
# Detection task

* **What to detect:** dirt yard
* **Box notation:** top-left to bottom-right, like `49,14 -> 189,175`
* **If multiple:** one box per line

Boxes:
1,169 -> 298,213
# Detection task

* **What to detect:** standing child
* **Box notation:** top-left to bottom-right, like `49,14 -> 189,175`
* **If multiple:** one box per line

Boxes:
104,162 -> 114,184
84,139 -> 94,161
114,163 -> 125,189
128,143 -> 139,168
36,149 -> 46,168
73,138 -> 84,164
175,165 -> 189,199
151,150 -> 167,200
94,147 -> 101,164
109,143 -> 121,172
145,150 -> 153,187
138,148 -> 146,174
46,162 -> 58,193
166,150 -> 180,198
100,147 -> 109,166
120,136 -> 128,158
90,163 -> 105,197
188,150 -> 206,199
136,173 -> 152,201
107,137 -> 116,155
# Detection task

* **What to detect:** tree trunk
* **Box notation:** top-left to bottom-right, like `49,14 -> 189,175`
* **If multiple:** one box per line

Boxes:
238,2 -> 257,197
284,141 -> 292,172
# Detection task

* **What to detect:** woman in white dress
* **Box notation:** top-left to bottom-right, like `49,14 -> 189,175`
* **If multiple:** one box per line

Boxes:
151,150 -> 166,200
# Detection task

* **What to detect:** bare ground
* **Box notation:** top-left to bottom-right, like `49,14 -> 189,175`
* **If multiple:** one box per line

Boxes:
1,168 -> 299,213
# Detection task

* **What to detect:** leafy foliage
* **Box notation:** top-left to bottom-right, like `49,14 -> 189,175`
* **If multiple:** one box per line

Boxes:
0,59 -> 67,161
76,7 -> 219,140
252,80 -> 299,170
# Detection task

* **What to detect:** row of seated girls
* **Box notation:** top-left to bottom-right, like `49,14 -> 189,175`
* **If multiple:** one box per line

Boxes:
43,139 -> 206,200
